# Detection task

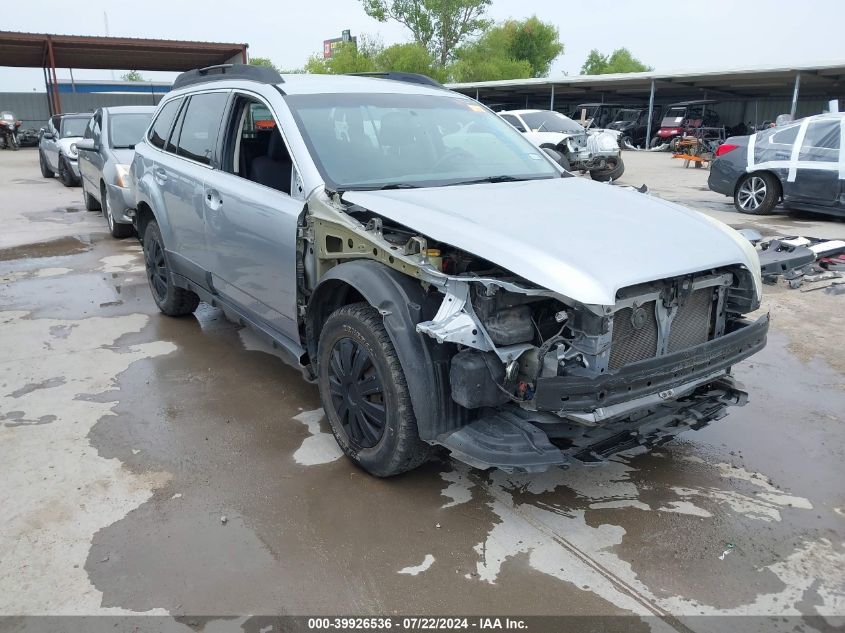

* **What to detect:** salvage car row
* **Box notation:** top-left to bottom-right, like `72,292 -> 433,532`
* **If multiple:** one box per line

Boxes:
37,106 -> 155,237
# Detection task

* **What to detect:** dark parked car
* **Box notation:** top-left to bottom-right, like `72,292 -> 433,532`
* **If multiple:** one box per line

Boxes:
607,106 -> 662,148
76,106 -> 156,238
708,113 -> 843,216
652,100 -> 720,149
568,103 -> 626,129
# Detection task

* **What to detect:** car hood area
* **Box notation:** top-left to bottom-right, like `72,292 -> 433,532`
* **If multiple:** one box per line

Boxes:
343,177 -> 761,306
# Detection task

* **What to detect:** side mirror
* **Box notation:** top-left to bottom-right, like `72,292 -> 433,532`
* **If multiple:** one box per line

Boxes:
42,131 -> 54,140
76,138 -> 96,151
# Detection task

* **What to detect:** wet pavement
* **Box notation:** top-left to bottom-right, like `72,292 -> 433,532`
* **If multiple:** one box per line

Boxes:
0,149 -> 843,631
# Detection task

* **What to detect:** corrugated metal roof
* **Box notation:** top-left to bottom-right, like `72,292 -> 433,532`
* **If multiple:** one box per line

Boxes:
0,31 -> 247,71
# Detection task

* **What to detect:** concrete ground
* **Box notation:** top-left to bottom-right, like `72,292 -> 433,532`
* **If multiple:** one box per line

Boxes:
0,148 -> 843,632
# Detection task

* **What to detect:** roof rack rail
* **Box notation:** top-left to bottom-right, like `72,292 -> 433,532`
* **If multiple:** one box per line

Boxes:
348,72 -> 444,89
173,64 -> 283,90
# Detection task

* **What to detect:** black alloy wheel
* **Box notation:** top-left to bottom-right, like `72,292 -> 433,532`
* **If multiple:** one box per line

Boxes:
145,233 -> 168,303
328,336 -> 386,449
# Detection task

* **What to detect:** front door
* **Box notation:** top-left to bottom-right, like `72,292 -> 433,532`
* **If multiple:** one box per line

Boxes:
42,116 -> 61,170
204,93 -> 303,341
79,111 -> 103,194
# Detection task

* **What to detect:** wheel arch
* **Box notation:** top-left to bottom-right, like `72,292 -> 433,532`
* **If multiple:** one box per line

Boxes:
736,170 -> 783,200
307,259 -> 464,440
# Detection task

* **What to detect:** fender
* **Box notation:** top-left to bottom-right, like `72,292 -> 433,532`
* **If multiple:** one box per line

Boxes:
132,148 -> 175,247
308,260 -> 466,441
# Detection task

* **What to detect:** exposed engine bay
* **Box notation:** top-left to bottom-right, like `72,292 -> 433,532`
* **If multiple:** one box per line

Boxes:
300,188 -> 769,472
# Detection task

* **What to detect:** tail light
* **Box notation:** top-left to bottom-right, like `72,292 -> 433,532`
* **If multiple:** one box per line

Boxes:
715,143 -> 739,157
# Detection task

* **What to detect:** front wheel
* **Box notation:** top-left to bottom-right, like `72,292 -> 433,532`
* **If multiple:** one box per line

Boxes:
734,172 -> 779,215
317,303 -> 432,477
58,155 -> 77,187
590,157 -> 625,182
103,186 -> 133,238
143,220 -> 199,316
39,150 -> 54,178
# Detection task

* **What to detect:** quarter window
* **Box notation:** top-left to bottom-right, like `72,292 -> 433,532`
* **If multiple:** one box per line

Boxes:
174,92 -> 229,165
148,98 -> 182,150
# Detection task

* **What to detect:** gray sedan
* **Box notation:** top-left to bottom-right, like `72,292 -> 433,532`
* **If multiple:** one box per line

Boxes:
77,106 -> 156,238
709,112 -> 844,217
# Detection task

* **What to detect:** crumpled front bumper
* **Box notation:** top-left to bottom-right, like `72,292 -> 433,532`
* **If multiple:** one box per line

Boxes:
436,315 -> 768,472
533,314 -> 768,414
106,183 -> 135,224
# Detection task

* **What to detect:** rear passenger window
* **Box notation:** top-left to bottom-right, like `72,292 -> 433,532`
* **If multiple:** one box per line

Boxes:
175,93 -> 229,165
148,98 -> 182,150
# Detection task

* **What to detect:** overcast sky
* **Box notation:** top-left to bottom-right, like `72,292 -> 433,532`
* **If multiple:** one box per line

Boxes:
3,0 -> 844,90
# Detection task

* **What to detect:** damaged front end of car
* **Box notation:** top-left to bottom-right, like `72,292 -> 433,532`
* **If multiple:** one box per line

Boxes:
301,188 -> 769,473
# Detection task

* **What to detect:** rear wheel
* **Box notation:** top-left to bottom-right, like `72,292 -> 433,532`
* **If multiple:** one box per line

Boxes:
143,220 -> 199,316
734,172 -> 779,215
39,150 -> 54,178
317,303 -> 431,477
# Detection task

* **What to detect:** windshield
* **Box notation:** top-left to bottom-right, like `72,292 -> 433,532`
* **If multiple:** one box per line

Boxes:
285,93 -> 558,191
61,117 -> 88,138
616,109 -> 640,122
520,111 -> 584,134
109,112 -> 154,149
1,112 -> 14,121
661,108 -> 687,127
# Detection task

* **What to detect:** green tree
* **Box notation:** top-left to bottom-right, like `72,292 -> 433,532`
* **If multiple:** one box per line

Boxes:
501,16 -> 563,77
376,42 -> 445,81
361,0 -> 492,66
304,38 -> 381,74
448,16 -> 562,82
121,70 -> 143,81
580,48 -> 652,75
248,57 -> 279,72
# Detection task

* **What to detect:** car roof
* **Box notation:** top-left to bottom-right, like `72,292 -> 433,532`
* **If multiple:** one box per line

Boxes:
572,102 -> 626,107
499,109 -> 547,115
166,73 -> 463,100
666,99 -> 718,107
57,113 -> 91,119
101,105 -> 157,115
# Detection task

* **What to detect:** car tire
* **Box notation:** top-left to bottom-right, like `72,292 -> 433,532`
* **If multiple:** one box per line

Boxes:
39,150 -> 54,178
143,220 -> 200,316
82,182 -> 101,211
317,302 -> 432,477
590,157 -> 625,182
58,155 -> 77,187
102,185 -> 133,238
734,172 -> 779,215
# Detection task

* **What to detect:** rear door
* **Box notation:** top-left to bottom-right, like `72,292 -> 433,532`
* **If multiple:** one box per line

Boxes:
783,118 -> 841,207
203,91 -> 304,341
78,113 -> 98,191
150,92 -> 229,278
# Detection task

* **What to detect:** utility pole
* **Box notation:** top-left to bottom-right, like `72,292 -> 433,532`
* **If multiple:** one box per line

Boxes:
104,12 -> 115,80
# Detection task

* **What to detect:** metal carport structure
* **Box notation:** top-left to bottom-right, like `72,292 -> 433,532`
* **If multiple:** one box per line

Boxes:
0,31 -> 248,116
448,62 -> 845,143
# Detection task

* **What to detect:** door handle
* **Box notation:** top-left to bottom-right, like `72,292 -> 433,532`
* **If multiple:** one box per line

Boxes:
205,189 -> 223,210
153,167 -> 168,183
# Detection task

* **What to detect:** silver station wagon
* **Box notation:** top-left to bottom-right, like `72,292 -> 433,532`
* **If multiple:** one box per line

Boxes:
131,65 -> 768,477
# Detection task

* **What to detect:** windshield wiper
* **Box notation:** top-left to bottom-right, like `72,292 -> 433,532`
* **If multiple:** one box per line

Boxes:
375,183 -> 419,190
448,175 -> 531,186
